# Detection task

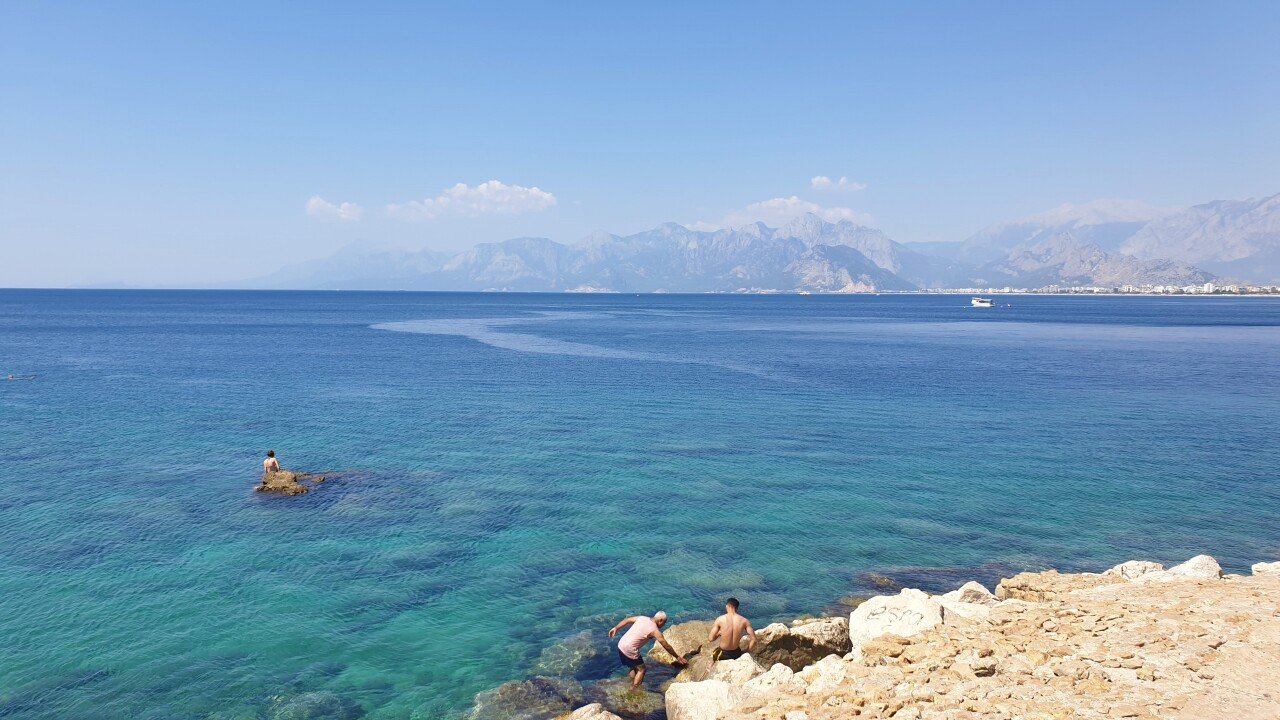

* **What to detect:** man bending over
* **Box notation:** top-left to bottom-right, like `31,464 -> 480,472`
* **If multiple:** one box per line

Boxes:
608,610 -> 687,688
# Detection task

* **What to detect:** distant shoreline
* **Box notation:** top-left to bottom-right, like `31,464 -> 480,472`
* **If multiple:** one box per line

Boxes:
5,286 -> 1280,297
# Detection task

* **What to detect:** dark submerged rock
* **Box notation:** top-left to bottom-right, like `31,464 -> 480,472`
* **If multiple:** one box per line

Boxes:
531,630 -> 615,680
582,678 -> 665,719
467,676 -> 585,720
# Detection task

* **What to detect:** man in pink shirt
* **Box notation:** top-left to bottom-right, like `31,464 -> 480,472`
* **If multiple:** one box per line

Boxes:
607,610 -> 688,688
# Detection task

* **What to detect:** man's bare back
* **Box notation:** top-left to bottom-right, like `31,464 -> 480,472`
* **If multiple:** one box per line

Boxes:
708,598 -> 755,659
712,612 -> 752,650
263,451 -> 280,475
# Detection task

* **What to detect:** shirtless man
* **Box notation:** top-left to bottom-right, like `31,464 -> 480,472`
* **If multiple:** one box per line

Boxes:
608,611 -> 688,688
708,597 -> 756,662
263,450 -> 281,476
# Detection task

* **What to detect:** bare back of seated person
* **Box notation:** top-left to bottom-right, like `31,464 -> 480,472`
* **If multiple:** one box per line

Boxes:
263,451 -> 281,477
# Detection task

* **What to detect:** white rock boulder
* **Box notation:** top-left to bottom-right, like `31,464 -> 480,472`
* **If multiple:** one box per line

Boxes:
795,654 -> 847,694
562,704 -> 624,720
790,616 -> 851,649
849,588 -> 944,648
664,680 -> 746,720
1136,555 -> 1222,583
1252,561 -> 1280,576
1103,560 -> 1164,580
941,580 -> 997,605
707,654 -> 763,685
743,663 -> 807,695
936,581 -> 997,622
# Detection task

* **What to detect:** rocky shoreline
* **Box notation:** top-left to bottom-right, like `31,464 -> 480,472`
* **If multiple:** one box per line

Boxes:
475,554 -> 1280,720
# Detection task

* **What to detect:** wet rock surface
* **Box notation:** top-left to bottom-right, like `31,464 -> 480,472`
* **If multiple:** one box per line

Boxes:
582,679 -> 666,719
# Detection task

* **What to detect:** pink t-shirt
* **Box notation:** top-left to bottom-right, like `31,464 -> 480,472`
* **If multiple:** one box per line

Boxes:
618,616 -> 659,659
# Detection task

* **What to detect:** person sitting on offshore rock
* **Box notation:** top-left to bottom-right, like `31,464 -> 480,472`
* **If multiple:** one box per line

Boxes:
263,450 -> 281,477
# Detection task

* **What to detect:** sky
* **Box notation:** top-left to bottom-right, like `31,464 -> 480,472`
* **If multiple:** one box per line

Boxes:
2,1 -> 1278,287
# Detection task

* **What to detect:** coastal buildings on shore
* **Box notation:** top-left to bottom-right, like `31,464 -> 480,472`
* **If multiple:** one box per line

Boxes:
920,283 -> 1280,296
723,283 -> 1280,295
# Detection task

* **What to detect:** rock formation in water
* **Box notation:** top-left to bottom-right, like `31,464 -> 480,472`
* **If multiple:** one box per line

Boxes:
256,469 -> 327,496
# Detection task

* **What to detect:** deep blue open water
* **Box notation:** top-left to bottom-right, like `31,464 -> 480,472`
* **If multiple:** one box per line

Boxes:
2,291 -> 1278,719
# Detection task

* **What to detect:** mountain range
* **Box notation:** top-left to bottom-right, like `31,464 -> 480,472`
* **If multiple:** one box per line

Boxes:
246,192 -> 1280,292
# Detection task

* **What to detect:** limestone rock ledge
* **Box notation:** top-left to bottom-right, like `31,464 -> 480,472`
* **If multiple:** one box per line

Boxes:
664,555 -> 1280,720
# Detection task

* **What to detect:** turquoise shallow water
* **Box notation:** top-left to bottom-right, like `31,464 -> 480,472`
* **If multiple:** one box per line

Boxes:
2,291 -> 1279,719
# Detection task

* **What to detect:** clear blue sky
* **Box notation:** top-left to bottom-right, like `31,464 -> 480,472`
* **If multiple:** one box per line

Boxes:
2,1 -> 1278,287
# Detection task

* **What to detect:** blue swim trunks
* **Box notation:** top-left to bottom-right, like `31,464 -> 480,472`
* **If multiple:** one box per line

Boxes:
617,648 -> 645,669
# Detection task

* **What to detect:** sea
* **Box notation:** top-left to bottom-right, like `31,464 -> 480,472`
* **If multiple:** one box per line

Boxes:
2,290 -> 1278,720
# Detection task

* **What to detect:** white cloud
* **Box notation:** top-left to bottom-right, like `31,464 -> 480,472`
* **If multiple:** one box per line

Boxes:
306,195 -> 364,221
696,196 -> 871,230
810,175 -> 867,193
386,180 -> 557,221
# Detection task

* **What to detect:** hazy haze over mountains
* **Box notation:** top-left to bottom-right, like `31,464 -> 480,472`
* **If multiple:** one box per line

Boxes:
1120,195 -> 1280,283
246,192 -> 1280,292
907,199 -> 1180,265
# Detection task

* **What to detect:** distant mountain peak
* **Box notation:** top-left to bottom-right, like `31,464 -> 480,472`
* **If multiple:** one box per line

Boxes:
655,221 -> 691,234
1020,199 -> 1180,227
575,229 -> 619,245
775,212 -> 876,237
778,212 -> 834,234
1119,191 -> 1280,282
981,230 -> 1211,287
1028,231 -> 1102,254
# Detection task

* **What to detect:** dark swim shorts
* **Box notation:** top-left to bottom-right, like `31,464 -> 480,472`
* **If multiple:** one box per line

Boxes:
617,648 -> 645,669
712,647 -> 743,661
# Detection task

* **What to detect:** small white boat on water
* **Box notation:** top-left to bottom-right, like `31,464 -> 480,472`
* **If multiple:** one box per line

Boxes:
971,297 -> 995,308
